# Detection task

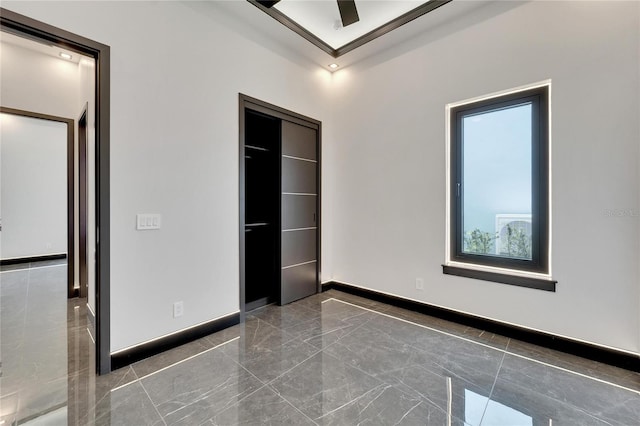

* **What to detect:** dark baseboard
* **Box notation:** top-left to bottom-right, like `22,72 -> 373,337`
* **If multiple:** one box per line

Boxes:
245,296 -> 273,312
323,281 -> 640,372
110,312 -> 240,371
0,253 -> 67,265
87,304 -> 96,333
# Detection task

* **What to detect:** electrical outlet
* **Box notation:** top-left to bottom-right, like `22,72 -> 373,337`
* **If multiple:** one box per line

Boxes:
415,278 -> 424,291
173,301 -> 184,318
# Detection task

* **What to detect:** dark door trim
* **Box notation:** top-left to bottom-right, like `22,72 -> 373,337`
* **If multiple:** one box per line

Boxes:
78,105 -> 88,299
1,7 -> 112,374
0,107 -> 75,298
238,94 -> 321,320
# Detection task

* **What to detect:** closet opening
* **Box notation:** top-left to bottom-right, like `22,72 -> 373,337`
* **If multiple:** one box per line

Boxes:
239,94 -> 321,317
244,110 -> 280,311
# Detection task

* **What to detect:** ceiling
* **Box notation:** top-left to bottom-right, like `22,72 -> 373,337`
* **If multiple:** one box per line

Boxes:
268,0 -> 447,52
0,31 -> 91,64
2,1 -> 498,72
207,0 -> 495,71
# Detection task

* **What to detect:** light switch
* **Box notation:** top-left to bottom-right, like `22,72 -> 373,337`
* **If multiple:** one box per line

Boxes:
136,214 -> 162,230
136,214 -> 145,229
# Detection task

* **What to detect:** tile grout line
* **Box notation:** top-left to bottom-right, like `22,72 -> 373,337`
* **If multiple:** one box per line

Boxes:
478,349 -> 507,426
259,322 -> 371,391
110,337 -> 240,393
327,298 -> 512,352
503,352 -> 640,395
249,305 -> 321,340
216,316 -> 324,387
327,297 -> 640,396
489,345 -> 617,426
90,366 -> 140,415
265,347 -> 324,387
219,352 -> 319,426
218,330 -> 320,424
317,383 -> 389,421
278,391 -> 321,426
233,309 -> 373,387
135,337 -> 240,382
222,342 -> 273,389
233,300 -> 381,424
138,376 -> 169,426
311,299 -> 499,418
316,310 -> 375,351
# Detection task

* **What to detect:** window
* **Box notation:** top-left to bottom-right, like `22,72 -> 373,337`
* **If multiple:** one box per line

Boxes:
444,82 -> 555,291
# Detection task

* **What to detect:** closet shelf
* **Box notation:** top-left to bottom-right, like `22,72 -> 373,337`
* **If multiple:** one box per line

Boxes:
245,144 -> 269,152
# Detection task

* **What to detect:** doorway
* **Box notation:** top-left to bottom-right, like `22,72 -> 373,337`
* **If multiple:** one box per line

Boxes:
239,94 -> 321,316
0,108 -> 74,297
0,8 -> 111,374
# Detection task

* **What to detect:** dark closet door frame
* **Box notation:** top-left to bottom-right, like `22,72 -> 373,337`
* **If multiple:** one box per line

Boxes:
0,8 -> 112,375
239,94 -> 321,319
0,107 -> 75,297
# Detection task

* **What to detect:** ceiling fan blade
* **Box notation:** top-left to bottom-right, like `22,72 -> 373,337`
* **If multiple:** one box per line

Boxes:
337,0 -> 360,27
256,0 -> 281,8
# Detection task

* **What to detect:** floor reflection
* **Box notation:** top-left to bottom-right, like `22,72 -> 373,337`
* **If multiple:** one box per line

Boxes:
0,260 -> 95,426
464,389 -> 534,426
2,270 -> 639,425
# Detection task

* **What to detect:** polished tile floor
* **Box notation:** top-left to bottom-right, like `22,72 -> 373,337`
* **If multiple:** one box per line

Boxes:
1,262 -> 639,425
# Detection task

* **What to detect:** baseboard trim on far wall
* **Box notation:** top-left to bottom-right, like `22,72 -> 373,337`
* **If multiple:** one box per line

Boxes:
322,281 -> 640,372
110,312 -> 240,371
0,253 -> 67,265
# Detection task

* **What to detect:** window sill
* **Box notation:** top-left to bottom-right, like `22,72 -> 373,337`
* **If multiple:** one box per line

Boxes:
442,264 -> 556,292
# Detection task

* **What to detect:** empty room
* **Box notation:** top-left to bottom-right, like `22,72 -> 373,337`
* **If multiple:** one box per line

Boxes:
0,1 -> 638,425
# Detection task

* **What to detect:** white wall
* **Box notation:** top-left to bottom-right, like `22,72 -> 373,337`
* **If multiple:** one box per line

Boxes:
0,113 -> 67,259
330,1 -> 640,353
0,41 -> 80,119
0,39 -> 96,294
2,1 -> 333,353
0,41 -> 80,260
4,0 -> 637,357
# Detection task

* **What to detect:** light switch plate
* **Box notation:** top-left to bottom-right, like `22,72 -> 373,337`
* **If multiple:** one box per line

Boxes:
137,214 -> 162,230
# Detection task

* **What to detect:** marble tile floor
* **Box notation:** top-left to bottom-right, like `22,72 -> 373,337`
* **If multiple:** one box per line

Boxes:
1,264 -> 639,425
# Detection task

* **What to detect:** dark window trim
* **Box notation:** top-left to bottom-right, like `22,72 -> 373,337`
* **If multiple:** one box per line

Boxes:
442,265 -> 556,292
247,0 -> 452,58
447,84 -> 551,289
1,7 -> 112,374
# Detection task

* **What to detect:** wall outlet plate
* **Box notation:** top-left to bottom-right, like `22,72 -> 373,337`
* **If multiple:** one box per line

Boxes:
173,301 -> 184,318
415,278 -> 424,290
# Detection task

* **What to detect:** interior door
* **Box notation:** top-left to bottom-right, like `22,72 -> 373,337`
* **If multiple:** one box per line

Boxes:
280,120 -> 318,304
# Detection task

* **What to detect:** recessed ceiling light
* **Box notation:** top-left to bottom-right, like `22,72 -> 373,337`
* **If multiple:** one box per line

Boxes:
59,52 -> 72,60
328,63 -> 339,69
